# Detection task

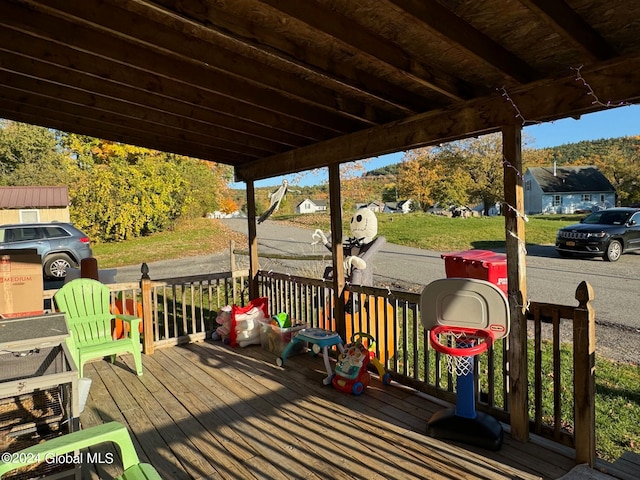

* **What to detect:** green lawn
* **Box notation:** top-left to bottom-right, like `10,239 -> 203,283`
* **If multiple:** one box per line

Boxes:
92,217 -> 246,268
278,211 -> 580,251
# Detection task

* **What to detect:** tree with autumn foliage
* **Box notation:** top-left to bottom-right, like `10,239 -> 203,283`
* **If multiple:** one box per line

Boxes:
58,133 -> 234,241
397,133 -> 551,214
219,197 -> 239,214
582,141 -> 640,206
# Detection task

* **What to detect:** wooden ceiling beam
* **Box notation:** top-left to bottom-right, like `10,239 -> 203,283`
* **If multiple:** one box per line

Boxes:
519,0 -> 615,61
0,74 -> 274,159
1,35 -> 313,150
389,0 -> 538,84
0,46 -> 342,148
25,0 -> 407,123
258,0 -> 474,101
150,0 -> 446,110
0,98 -> 248,164
235,54 -> 640,181
4,0 -> 368,133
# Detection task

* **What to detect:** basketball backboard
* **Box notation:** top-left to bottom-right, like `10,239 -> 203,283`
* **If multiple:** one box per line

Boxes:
420,278 -> 510,340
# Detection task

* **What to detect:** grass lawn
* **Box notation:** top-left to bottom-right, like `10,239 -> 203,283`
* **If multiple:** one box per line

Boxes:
92,212 -> 639,462
277,211 -> 580,251
92,217 -> 247,268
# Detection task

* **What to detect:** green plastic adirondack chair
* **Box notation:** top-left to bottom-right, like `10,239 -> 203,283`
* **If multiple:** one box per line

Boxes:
0,422 -> 162,479
54,278 -> 143,377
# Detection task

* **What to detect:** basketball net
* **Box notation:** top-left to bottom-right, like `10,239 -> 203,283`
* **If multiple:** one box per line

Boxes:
430,327 -> 494,377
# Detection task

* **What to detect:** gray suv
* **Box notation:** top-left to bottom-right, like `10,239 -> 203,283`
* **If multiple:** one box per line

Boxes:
0,222 -> 93,278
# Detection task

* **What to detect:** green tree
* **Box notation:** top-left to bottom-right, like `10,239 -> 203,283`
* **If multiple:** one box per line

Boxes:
592,144 -> 640,206
437,134 -> 505,215
397,149 -> 439,211
397,147 -> 470,211
59,135 -> 233,241
0,120 -> 69,185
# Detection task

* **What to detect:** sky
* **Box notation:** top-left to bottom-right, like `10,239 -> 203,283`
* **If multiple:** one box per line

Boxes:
231,104 -> 640,189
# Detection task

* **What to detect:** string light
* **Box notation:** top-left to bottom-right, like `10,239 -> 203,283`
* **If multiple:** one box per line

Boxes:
502,202 -> 529,222
509,294 -> 531,311
501,156 -> 523,178
499,86 -> 529,125
571,65 -> 631,108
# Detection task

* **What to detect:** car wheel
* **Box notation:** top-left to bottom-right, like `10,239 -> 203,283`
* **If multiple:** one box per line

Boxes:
44,253 -> 75,278
604,240 -> 622,262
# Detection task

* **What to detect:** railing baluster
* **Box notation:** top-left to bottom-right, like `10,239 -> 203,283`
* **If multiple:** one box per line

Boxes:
552,308 -> 562,440
534,305 -> 543,434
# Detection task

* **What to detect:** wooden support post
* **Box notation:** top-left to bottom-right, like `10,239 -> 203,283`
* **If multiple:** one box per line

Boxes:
502,124 -> 529,442
328,164 -> 346,340
229,239 -> 237,274
229,239 -> 238,303
140,263 -> 154,355
246,180 -> 259,299
573,281 -> 596,466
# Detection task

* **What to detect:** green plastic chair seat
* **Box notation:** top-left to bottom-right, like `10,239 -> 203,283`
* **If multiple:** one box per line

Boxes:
0,422 -> 162,479
54,278 -> 143,377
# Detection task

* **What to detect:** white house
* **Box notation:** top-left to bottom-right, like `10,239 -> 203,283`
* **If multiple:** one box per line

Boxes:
523,165 -> 616,215
296,198 -> 327,214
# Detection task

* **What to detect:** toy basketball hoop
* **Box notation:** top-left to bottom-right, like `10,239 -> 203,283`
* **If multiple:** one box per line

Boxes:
430,326 -> 494,377
420,278 -> 511,450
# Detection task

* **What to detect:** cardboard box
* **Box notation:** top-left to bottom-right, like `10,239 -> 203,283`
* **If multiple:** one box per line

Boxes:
0,250 -> 44,318
260,322 -> 308,356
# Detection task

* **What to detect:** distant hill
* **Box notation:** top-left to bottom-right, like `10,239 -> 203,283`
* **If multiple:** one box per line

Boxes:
364,163 -> 398,177
537,136 -> 640,163
362,136 -> 640,176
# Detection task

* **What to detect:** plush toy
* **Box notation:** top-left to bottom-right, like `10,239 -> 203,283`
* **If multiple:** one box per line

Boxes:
212,305 -> 232,344
231,297 -> 269,347
312,207 -> 386,287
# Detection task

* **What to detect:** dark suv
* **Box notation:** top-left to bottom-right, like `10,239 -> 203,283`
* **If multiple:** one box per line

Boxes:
555,207 -> 640,262
0,222 -> 93,278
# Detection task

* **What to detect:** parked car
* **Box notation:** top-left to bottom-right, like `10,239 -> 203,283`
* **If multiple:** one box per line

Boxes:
555,207 -> 640,262
0,222 -> 93,278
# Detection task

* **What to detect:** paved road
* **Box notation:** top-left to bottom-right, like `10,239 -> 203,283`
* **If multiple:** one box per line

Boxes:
110,218 -> 639,363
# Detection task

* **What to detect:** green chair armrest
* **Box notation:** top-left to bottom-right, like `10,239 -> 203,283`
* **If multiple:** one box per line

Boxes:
0,422 -> 142,477
115,314 -> 142,326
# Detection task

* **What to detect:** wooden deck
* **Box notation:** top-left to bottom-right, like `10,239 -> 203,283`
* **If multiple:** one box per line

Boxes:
79,341 -> 578,480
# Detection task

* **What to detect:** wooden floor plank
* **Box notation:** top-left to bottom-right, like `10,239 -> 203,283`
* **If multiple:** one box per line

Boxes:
143,349 -> 270,480
94,356 -> 192,479
76,341 -> 582,480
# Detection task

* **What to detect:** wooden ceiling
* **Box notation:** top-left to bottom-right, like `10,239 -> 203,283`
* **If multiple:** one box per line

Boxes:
1,0 -> 639,182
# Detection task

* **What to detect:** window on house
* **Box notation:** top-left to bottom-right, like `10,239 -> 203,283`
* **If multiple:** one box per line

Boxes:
582,194 -> 592,202
19,209 -> 39,223
600,194 -> 606,202
553,195 -> 562,206
525,180 -> 531,191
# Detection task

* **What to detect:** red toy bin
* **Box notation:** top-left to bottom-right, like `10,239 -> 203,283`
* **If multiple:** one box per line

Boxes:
441,250 -> 508,295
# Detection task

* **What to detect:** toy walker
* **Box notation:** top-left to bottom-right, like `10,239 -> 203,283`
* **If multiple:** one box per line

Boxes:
420,278 -> 510,451
332,332 -> 391,395
277,328 -> 344,385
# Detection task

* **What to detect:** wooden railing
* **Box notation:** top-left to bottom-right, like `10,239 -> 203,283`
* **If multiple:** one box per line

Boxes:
45,268 -> 595,464
44,269 -> 250,354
